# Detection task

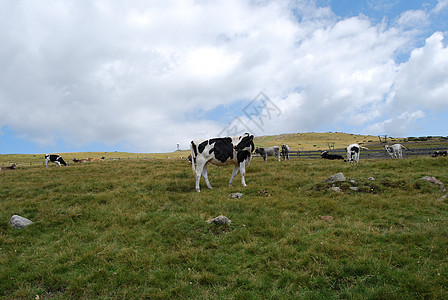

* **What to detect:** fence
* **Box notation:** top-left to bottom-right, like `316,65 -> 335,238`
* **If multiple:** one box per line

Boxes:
279,146 -> 448,160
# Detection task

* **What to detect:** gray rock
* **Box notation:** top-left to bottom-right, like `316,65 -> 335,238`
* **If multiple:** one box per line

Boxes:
207,215 -> 231,226
422,176 -> 446,193
368,177 -> 375,181
349,187 -> 359,191
9,215 -> 33,229
325,172 -> 346,183
229,192 -> 243,199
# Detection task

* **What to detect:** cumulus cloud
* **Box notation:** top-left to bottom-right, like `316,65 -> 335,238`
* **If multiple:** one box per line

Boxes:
389,32 -> 448,110
1,0 -> 448,153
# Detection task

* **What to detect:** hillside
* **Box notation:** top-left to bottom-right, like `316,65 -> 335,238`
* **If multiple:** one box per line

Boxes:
1,132 -> 447,164
254,132 -> 396,151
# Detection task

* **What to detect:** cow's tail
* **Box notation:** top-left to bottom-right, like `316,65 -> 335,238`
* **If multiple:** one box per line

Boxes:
360,146 -> 370,150
190,141 -> 196,175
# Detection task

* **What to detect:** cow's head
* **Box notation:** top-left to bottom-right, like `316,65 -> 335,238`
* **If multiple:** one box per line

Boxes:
234,133 -> 254,153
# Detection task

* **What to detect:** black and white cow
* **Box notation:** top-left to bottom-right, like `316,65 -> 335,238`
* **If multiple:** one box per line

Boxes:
254,146 -> 280,162
432,150 -> 447,157
384,144 -> 408,159
281,145 -> 290,161
346,144 -> 369,163
45,154 -> 67,167
190,133 -> 254,192
321,151 -> 344,160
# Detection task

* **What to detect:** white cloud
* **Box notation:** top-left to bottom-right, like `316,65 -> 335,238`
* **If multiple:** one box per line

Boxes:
364,110 -> 426,136
389,32 -> 448,111
396,10 -> 429,29
1,0 -> 448,152
432,0 -> 448,14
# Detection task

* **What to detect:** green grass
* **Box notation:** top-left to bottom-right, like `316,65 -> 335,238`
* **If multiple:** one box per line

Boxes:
1,156 -> 448,299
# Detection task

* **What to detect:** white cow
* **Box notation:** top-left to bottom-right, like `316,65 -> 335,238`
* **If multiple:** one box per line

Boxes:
190,133 -> 255,192
384,144 -> 408,159
281,145 -> 290,161
346,144 -> 369,163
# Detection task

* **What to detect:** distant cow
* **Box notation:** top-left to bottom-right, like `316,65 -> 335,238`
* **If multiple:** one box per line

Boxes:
72,158 -> 89,163
346,144 -> 369,163
384,144 -> 408,159
321,151 -> 344,160
281,145 -> 290,160
190,133 -> 254,192
0,163 -> 17,171
87,157 -> 106,162
45,154 -> 67,167
255,146 -> 280,162
432,150 -> 447,157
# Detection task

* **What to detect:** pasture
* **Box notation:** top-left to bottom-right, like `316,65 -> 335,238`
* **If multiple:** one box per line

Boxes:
1,153 -> 448,298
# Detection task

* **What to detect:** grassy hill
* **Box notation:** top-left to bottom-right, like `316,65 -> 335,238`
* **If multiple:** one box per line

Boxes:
4,131 -> 447,165
1,136 -> 448,298
254,132 -> 390,151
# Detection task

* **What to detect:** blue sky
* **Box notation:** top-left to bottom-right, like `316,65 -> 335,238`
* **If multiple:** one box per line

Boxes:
1,0 -> 448,154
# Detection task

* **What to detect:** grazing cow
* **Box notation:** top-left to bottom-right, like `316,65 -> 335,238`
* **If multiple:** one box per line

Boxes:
87,157 -> 106,162
45,154 -> 67,167
0,163 -> 17,171
72,158 -> 89,163
432,150 -> 447,157
346,144 -> 369,163
190,133 -> 254,192
321,151 -> 344,160
281,145 -> 290,160
254,146 -> 280,162
384,144 -> 408,159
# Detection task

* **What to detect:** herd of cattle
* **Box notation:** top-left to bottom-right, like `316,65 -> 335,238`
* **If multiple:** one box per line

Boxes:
1,134 -> 447,192
187,134 -> 447,192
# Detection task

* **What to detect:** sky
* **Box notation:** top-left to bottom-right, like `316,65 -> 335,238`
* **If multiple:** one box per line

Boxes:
1,0 -> 448,154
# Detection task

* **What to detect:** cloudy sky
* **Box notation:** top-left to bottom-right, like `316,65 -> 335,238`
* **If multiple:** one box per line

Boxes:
1,0 -> 448,154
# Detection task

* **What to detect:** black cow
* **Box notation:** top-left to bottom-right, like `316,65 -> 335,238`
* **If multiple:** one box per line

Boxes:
190,133 -> 254,192
321,151 -> 344,160
45,154 -> 67,167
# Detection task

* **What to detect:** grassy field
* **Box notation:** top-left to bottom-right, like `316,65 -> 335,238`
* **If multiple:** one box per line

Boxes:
1,151 -> 448,298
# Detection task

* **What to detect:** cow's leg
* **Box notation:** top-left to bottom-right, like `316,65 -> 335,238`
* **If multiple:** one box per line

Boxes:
201,164 -> 213,189
56,161 -> 61,167
229,165 -> 239,187
263,155 -> 267,163
45,160 -> 48,168
194,162 -> 205,192
239,161 -> 247,187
